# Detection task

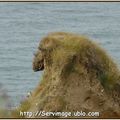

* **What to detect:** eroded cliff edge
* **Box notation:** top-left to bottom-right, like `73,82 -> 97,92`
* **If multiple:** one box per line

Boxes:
12,32 -> 120,118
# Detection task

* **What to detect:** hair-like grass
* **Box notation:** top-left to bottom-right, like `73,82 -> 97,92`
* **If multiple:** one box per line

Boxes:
40,32 -> 120,89
16,32 -> 120,118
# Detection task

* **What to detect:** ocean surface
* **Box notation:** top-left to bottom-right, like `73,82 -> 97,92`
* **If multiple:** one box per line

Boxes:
0,2 -> 120,108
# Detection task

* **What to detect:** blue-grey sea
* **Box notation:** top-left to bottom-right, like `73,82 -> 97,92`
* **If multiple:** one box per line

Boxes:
0,2 -> 120,108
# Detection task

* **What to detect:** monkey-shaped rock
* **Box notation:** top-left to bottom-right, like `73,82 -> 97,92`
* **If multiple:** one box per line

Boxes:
30,32 -> 120,118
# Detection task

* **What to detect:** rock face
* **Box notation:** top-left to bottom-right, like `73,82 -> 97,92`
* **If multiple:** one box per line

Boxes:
19,32 -> 120,118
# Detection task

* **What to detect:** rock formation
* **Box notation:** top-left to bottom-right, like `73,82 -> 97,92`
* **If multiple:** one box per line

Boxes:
13,32 -> 120,118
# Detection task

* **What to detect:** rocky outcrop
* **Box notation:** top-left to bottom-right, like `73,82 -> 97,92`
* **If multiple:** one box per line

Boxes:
15,32 -> 120,118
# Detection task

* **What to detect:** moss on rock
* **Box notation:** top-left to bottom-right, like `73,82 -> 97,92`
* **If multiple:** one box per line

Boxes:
15,32 -> 120,118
